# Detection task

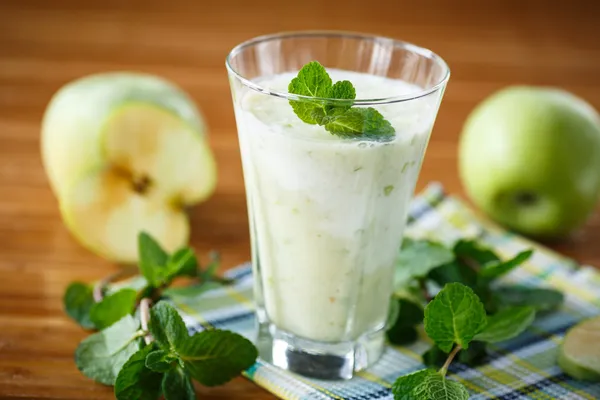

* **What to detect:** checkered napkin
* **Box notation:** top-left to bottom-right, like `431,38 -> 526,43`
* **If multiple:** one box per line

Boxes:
170,183 -> 600,400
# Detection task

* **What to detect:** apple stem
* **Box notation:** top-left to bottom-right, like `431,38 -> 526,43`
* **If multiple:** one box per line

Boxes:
93,267 -> 139,302
140,298 -> 154,345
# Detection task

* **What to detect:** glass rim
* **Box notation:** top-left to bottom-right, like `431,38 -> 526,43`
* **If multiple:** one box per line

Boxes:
225,30 -> 450,106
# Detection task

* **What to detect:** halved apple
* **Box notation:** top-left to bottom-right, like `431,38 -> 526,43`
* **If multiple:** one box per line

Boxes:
41,73 -> 216,263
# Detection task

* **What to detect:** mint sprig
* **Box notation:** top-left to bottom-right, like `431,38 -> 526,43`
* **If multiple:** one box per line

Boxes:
388,236 -> 565,398
63,231 -> 258,399
393,284 -> 539,399
288,61 -> 394,138
393,283 -> 483,400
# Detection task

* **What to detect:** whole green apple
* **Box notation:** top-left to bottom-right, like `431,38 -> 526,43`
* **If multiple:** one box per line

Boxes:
459,86 -> 600,238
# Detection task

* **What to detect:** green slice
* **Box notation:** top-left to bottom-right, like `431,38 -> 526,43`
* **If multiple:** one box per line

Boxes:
60,103 -> 216,263
558,316 -> 600,381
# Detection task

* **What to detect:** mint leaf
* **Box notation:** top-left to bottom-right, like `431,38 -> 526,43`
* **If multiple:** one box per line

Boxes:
395,238 -> 455,288
90,288 -> 137,330
114,344 -> 162,400
149,302 -> 188,351
75,315 -> 143,385
177,330 -> 258,386
288,61 -> 331,124
494,286 -> 564,312
168,248 -> 198,278
162,365 -> 196,400
139,232 -> 169,287
64,282 -> 96,329
392,369 -> 431,399
479,250 -> 533,281
288,61 -> 332,98
421,370 -> 469,400
424,283 -> 487,353
328,80 -> 355,100
386,298 -> 424,345
149,248 -> 198,288
474,306 -> 535,343
392,369 -> 469,400
454,239 -> 500,265
429,261 -> 478,289
146,349 -> 178,373
325,80 -> 355,115
324,107 -> 394,138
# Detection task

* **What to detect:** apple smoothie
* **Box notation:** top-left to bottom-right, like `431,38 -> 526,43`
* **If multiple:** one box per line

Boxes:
234,70 -> 437,343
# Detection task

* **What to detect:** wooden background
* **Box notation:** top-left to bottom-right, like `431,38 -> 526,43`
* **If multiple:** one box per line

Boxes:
1,0 -> 599,398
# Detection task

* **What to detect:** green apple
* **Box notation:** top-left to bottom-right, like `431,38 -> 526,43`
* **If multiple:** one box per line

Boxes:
558,316 -> 600,381
41,73 -> 217,263
459,86 -> 600,238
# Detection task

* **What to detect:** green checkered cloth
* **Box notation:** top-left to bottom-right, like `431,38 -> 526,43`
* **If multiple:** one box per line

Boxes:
170,183 -> 600,399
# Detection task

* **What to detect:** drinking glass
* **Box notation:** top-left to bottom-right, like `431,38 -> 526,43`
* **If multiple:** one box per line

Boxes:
226,31 -> 449,380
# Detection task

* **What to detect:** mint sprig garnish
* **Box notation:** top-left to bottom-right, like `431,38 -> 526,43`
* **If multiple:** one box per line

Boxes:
63,231 -> 258,399
288,61 -> 394,138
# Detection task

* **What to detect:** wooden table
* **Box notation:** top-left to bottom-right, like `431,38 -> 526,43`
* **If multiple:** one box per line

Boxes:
1,0 -> 599,398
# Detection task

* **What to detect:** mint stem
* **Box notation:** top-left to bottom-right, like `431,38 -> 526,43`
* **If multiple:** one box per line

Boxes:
93,267 -> 138,302
440,345 -> 462,377
140,298 -> 153,345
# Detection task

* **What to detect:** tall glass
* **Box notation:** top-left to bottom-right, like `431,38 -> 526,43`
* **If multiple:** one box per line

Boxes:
226,32 -> 449,380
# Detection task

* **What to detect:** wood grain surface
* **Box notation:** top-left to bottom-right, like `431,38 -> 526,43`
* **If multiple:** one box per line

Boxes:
1,0 -> 600,398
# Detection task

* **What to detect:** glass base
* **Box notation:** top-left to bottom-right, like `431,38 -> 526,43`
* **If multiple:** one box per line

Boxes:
255,317 -> 386,380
